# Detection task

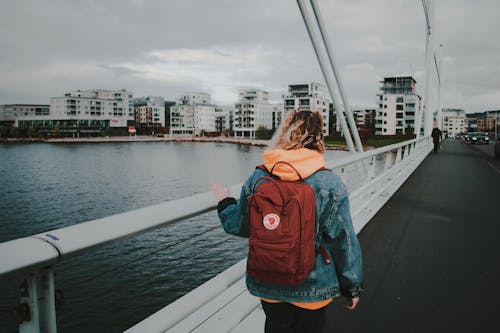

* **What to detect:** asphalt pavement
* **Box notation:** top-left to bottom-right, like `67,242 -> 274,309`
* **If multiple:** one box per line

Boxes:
325,139 -> 500,333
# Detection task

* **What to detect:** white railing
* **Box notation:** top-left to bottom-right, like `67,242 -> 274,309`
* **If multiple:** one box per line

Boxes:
0,136 -> 432,333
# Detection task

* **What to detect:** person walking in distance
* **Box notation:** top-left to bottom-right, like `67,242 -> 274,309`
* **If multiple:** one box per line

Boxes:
212,110 -> 363,333
431,127 -> 443,153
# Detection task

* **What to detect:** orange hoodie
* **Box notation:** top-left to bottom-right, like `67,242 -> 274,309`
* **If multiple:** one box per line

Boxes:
261,148 -> 332,310
263,148 -> 325,181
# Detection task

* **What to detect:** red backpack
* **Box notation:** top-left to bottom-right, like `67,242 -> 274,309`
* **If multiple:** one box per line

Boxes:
247,161 -> 330,287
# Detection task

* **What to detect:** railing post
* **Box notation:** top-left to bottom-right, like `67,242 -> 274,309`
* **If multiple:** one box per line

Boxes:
39,268 -> 58,333
395,147 -> 402,163
368,156 -> 376,179
19,274 -> 40,333
384,151 -> 392,172
16,269 -> 57,333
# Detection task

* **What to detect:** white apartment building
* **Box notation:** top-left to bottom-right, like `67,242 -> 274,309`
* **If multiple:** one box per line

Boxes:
283,83 -> 330,136
49,89 -> 133,127
332,107 -> 377,134
134,96 -> 165,127
170,93 -> 216,136
442,108 -> 466,137
215,105 -> 235,134
375,77 -> 421,135
233,89 -> 275,139
352,108 -> 377,127
272,103 -> 284,132
14,89 -> 133,136
1,104 -> 49,123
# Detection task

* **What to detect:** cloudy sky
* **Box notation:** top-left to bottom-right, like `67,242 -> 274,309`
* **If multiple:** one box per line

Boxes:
0,0 -> 498,113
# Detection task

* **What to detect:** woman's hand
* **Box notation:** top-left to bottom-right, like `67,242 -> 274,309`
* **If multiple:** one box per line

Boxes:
345,297 -> 359,310
211,182 -> 230,201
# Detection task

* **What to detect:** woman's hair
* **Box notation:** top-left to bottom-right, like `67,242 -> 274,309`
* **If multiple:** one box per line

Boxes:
272,110 -> 325,153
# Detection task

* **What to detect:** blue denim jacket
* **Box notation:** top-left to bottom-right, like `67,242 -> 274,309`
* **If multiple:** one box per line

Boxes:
218,167 -> 363,302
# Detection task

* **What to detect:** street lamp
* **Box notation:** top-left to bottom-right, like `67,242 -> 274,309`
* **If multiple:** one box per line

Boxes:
434,44 -> 444,131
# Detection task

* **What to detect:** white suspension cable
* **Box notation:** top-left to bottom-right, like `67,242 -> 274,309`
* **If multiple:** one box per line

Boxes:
309,0 -> 364,152
296,0 -> 356,152
417,0 -> 435,138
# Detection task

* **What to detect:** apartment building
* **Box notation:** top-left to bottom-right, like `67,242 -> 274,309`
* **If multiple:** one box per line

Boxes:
1,104 -> 49,124
352,107 -> 377,132
134,96 -> 165,128
214,105 -> 235,134
170,93 -> 216,136
233,89 -> 274,139
466,110 -> 500,133
15,89 -> 133,136
164,101 -> 176,130
375,76 -> 421,135
283,83 -> 330,136
442,108 -> 466,137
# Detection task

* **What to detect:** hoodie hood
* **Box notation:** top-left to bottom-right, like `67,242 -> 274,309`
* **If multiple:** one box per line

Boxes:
263,148 -> 325,181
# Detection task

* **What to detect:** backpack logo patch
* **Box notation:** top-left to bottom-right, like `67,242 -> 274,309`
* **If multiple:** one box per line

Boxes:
263,213 -> 280,230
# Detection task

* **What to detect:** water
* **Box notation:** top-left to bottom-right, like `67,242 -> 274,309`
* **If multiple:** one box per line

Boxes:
0,141 -> 344,332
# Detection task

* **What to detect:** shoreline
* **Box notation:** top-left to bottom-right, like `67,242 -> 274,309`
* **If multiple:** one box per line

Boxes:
1,136 -> 351,150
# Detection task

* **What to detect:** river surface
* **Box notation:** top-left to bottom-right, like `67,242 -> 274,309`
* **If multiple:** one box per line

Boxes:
0,141 -> 346,332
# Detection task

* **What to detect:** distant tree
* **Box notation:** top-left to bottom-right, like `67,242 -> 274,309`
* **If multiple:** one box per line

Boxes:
27,127 -> 38,138
8,126 -> 21,138
0,125 -> 9,138
51,127 -> 60,138
256,125 -> 274,140
357,126 -> 373,143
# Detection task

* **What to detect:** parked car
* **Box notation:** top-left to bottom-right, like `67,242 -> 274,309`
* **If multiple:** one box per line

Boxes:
467,132 -> 490,144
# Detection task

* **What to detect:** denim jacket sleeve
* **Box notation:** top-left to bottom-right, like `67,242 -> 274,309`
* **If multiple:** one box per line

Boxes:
216,172 -> 257,238
322,188 -> 363,298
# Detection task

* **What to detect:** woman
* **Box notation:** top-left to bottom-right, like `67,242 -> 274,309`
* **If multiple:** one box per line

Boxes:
212,110 -> 362,333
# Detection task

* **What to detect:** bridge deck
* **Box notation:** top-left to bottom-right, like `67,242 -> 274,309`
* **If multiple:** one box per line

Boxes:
324,139 -> 500,332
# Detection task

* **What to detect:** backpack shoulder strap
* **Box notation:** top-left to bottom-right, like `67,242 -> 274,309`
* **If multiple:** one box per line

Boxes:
256,162 -> 302,181
256,164 -> 268,172
257,164 -> 331,178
